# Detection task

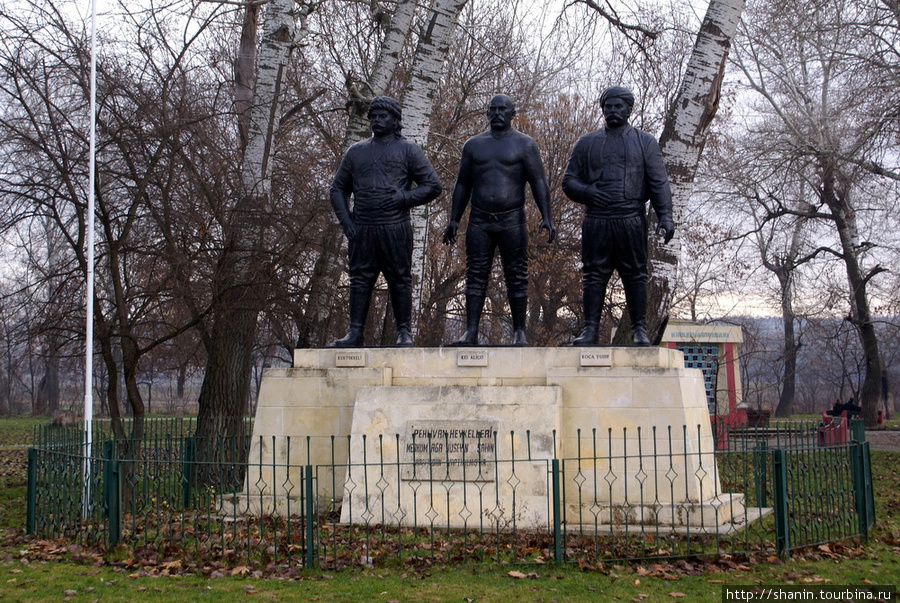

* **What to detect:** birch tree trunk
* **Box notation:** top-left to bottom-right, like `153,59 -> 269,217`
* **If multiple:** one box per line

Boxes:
646,0 -> 746,340
195,0 -> 307,477
298,0 -> 418,348
344,0 -> 418,146
402,0 -> 468,336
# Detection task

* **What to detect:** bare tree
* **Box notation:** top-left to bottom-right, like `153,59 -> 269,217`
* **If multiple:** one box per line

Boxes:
670,217 -> 749,322
702,131 -> 825,417
0,0 -> 247,437
732,0 -> 898,424
194,0 -> 310,472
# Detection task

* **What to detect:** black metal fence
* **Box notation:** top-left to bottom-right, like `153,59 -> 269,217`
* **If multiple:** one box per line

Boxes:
26,418 -> 875,570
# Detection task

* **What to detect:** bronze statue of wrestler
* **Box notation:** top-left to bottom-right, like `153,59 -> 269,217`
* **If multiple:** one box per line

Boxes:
562,86 -> 674,347
329,96 -> 442,347
443,94 -> 555,346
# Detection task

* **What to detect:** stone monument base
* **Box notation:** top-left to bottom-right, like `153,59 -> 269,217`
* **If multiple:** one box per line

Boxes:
225,347 -> 754,531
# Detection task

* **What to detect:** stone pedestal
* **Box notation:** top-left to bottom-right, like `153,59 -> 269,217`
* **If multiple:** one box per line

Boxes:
231,347 -> 744,530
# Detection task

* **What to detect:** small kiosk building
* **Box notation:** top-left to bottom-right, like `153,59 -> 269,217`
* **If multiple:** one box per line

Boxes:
659,321 -> 744,421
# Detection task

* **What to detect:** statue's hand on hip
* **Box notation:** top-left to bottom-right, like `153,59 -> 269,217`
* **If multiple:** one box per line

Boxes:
378,190 -> 408,213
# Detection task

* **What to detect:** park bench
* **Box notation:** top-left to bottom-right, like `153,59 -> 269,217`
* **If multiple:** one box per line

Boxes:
818,409 -> 850,446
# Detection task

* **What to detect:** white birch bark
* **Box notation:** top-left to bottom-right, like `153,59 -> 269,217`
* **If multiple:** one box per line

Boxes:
648,0 -> 746,334
197,0 -> 308,442
401,0 -> 468,336
241,0 -> 309,199
344,0 -> 418,146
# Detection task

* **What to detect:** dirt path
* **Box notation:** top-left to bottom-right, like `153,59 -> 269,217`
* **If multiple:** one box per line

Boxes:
865,430 -> 900,451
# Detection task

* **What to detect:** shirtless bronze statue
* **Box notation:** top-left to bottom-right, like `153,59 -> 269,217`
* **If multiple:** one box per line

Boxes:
443,94 -> 555,346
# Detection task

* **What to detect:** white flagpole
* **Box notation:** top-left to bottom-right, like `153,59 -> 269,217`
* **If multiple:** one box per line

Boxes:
83,0 -> 98,520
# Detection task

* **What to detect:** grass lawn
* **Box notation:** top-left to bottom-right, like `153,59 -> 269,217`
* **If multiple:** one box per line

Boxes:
1,416 -> 898,602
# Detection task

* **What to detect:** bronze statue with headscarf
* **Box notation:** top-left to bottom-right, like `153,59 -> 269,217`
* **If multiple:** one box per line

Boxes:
562,86 -> 674,346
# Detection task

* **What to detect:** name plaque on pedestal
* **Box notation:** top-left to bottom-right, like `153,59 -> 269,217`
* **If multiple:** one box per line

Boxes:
580,349 -> 612,367
457,350 -> 488,367
401,419 -> 498,481
335,351 -> 366,367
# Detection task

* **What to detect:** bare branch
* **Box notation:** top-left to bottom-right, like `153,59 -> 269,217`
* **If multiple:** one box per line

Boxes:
278,88 -> 327,127
568,0 -> 660,39
862,264 -> 889,286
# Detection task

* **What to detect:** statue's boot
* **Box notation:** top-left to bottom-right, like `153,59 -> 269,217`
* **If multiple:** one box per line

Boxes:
451,294 -> 484,346
330,289 -> 370,347
395,328 -> 414,347
510,296 -> 528,347
624,280 -> 651,347
571,284 -> 604,346
631,325 -> 651,347
392,286 -> 414,347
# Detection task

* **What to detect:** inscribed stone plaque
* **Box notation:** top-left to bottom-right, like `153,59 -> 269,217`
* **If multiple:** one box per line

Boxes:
335,351 -> 366,367
580,349 -> 612,367
401,419 -> 498,481
456,350 -> 488,367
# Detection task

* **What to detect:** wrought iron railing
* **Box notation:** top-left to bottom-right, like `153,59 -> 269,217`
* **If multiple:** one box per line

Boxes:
26,419 -> 874,570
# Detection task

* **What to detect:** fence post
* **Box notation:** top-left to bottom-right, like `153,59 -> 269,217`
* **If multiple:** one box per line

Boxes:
103,442 -> 121,547
863,443 -> 875,529
305,465 -> 315,568
850,442 -> 871,539
753,440 -> 768,507
849,419 -> 866,444
552,458 -> 562,567
102,440 -> 112,515
182,435 -> 196,508
772,449 -> 790,559
26,448 -> 36,535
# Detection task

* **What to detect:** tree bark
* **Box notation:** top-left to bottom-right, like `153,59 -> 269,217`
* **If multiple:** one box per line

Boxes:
234,2 -> 260,149
822,167 -> 883,426
773,268 -> 797,417
402,0 -> 468,337
195,0 -> 305,472
647,0 -> 746,340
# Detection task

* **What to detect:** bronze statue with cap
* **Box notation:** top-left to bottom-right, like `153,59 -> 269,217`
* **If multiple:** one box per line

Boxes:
562,86 -> 674,346
329,96 -> 442,347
